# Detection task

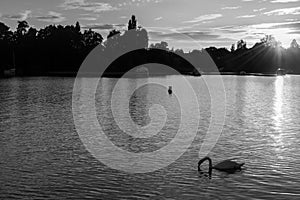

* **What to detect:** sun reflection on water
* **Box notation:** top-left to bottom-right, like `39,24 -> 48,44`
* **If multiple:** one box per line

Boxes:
273,76 -> 284,129
271,76 -> 285,159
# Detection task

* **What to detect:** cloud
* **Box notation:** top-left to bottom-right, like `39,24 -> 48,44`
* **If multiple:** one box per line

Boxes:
289,30 -> 300,34
183,14 -> 222,23
253,8 -> 266,12
1,10 -> 31,21
182,31 -> 221,40
82,23 -> 126,30
270,0 -> 300,3
155,21 -> 300,49
79,13 -> 98,21
269,22 -> 300,29
154,17 -> 162,21
210,25 -> 251,41
222,6 -> 240,10
60,0 -> 117,13
264,7 -> 300,15
115,24 -> 126,28
237,15 -> 256,18
249,21 -> 298,29
117,0 -> 162,7
148,30 -> 222,41
285,18 -> 298,21
83,24 -> 114,30
35,11 -> 65,23
130,0 -> 162,3
79,17 -> 97,21
148,29 -> 237,51
214,27 -> 246,34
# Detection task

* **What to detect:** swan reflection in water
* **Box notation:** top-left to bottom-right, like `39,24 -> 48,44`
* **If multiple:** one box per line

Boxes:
198,157 -> 245,177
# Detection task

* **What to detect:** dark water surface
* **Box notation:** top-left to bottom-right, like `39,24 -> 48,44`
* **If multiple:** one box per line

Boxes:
0,76 -> 299,199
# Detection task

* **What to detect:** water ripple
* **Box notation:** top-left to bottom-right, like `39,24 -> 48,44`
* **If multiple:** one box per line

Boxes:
0,76 -> 299,199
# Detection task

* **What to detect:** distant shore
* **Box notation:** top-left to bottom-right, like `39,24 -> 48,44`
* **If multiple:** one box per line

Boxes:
2,71 -> 299,78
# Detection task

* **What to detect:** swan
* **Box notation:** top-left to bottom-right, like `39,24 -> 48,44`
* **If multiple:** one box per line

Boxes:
198,157 -> 244,174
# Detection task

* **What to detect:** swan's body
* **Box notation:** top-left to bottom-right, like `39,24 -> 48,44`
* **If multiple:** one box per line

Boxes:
198,157 -> 244,174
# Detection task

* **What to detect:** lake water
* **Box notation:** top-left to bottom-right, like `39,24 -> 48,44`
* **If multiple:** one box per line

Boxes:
0,76 -> 299,199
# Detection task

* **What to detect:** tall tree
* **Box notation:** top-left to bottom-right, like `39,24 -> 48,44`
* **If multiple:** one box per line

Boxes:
83,29 -> 103,48
75,21 -> 81,33
230,44 -> 235,52
261,35 -> 281,48
290,39 -> 299,49
16,20 -> 29,36
237,39 -> 247,50
128,15 -> 137,30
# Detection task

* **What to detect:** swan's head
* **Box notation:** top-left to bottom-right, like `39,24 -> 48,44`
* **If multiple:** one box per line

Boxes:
198,157 -> 212,175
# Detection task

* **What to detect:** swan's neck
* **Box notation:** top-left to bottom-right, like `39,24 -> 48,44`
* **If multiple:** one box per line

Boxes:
198,156 -> 213,174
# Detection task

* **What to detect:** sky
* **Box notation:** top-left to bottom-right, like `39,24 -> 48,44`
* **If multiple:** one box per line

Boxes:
0,0 -> 299,51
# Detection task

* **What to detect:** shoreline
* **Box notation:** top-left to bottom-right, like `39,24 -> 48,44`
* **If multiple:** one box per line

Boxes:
1,71 -> 298,78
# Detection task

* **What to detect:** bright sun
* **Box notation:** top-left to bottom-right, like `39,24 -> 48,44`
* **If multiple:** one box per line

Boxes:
271,28 -> 295,48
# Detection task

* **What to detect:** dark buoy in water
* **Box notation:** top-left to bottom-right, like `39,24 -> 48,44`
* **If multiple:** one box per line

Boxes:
168,86 -> 172,94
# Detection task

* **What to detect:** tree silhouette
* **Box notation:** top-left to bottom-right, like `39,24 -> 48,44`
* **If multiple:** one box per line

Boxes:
83,29 -> 103,48
150,41 -> 168,50
1,16 -> 300,77
107,29 -> 121,39
16,21 -> 29,36
230,44 -> 235,52
290,39 -> 299,49
75,21 -> 80,33
261,35 -> 281,48
237,39 -> 247,50
128,15 -> 137,30
0,22 -> 10,39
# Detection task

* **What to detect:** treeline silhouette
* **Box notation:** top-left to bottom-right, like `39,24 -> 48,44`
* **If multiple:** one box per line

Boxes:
0,15 -> 300,77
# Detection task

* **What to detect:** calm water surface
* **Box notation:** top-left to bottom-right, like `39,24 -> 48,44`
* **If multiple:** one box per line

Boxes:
0,76 -> 299,199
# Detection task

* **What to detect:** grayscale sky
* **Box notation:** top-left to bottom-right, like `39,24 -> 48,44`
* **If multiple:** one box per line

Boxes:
0,0 -> 299,50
